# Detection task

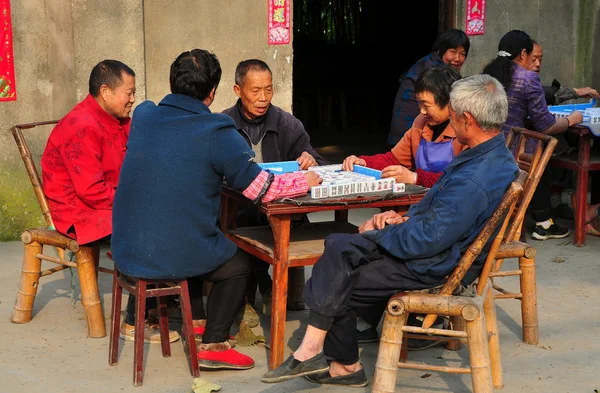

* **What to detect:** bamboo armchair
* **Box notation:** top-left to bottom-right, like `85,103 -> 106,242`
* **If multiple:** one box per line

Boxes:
488,127 -> 557,345
10,121 -> 110,338
372,170 -> 527,393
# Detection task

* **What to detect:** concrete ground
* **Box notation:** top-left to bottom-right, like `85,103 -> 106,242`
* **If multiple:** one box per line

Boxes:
1,208 -> 599,393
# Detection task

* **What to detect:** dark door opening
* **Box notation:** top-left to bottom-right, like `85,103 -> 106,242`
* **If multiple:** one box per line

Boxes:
292,0 -> 452,153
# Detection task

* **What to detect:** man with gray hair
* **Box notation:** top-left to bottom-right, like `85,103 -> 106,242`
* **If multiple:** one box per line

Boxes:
261,74 -> 519,388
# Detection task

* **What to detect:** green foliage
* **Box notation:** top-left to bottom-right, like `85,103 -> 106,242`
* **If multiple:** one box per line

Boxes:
0,166 -> 45,241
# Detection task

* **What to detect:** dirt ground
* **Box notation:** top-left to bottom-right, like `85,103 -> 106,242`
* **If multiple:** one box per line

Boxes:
1,209 -> 599,393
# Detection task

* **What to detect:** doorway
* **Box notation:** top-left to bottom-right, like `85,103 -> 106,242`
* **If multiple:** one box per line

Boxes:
292,0 -> 455,153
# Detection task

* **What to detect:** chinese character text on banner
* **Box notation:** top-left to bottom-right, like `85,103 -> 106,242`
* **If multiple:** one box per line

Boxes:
268,0 -> 290,45
0,0 -> 16,101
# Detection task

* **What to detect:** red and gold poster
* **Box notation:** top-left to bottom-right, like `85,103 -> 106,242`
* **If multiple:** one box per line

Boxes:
268,0 -> 290,45
466,0 -> 485,36
0,0 -> 16,101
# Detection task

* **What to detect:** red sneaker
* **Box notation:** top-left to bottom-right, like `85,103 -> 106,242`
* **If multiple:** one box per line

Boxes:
193,326 -> 234,340
197,344 -> 255,370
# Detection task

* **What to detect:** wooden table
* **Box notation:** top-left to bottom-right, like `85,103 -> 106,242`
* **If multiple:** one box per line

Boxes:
219,186 -> 427,369
549,125 -> 600,246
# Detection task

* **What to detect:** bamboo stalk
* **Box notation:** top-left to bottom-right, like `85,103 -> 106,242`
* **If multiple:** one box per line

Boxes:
11,241 -> 43,323
372,311 -> 407,393
40,265 -> 70,277
489,269 -> 522,277
76,246 -> 106,338
22,228 -> 79,252
519,256 -> 539,344
35,253 -> 77,268
465,312 -> 494,393
483,283 -> 503,388
396,362 -> 471,374
401,325 -> 467,338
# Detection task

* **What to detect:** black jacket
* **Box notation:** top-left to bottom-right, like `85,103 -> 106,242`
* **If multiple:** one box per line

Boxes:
222,101 -> 326,165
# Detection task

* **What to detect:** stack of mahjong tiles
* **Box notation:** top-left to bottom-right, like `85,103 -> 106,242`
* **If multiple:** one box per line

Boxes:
307,164 -> 400,199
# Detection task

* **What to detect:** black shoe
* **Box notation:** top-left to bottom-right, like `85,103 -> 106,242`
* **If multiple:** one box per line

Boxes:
305,366 -> 369,388
357,327 -> 379,344
261,352 -> 329,383
531,219 -> 570,240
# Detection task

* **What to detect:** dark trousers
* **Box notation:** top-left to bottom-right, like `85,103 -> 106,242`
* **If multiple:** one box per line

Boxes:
529,167 -> 553,222
303,233 -> 445,364
125,248 -> 251,343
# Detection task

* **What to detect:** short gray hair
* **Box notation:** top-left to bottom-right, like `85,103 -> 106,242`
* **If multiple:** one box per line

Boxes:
449,74 -> 508,131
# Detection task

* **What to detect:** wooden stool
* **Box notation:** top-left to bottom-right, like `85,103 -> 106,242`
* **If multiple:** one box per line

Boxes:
108,267 -> 199,386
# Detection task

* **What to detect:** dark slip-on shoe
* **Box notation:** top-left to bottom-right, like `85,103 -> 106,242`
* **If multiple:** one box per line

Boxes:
261,352 -> 329,383
305,367 -> 369,387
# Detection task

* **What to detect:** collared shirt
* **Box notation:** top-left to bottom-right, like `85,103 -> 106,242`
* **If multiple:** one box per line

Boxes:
363,133 -> 518,284
223,100 -> 325,165
41,94 -> 130,244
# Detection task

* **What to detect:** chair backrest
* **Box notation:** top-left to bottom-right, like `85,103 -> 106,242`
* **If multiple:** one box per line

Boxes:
504,127 -> 557,242
421,169 -> 527,328
12,121 -> 59,228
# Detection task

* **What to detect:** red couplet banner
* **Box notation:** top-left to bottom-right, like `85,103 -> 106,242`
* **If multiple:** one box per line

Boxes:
268,0 -> 290,45
0,0 -> 16,101
466,0 -> 486,36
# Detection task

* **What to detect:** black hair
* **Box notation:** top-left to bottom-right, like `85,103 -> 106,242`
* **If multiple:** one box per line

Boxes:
169,49 -> 222,101
482,30 -> 533,90
433,28 -> 471,58
415,65 -> 462,108
88,60 -> 135,96
234,59 -> 272,86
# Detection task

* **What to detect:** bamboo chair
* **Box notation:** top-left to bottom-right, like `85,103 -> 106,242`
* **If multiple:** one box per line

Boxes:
372,170 -> 527,393
10,121 -> 110,338
488,127 -> 557,345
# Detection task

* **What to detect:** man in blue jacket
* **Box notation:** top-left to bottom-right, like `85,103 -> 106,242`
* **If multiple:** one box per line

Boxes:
111,49 -> 321,370
261,74 -> 519,387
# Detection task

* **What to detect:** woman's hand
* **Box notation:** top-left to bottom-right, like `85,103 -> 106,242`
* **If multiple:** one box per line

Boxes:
342,155 -> 366,171
381,165 -> 417,184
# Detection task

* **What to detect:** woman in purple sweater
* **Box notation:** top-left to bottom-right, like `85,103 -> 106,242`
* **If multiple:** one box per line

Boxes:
483,29 -> 583,240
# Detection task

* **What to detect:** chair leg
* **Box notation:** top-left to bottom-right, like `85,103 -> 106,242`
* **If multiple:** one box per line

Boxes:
157,295 -> 171,357
519,256 -> 539,345
134,280 -> 147,386
483,286 -> 503,389
372,308 -> 407,393
179,279 -> 200,377
11,241 -> 43,324
76,246 -> 106,338
109,270 -> 123,366
445,315 -> 465,351
465,312 -> 494,393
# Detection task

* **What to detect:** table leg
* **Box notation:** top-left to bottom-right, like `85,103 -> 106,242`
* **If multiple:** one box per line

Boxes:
334,210 -> 348,222
574,134 -> 591,246
268,214 -> 291,369
219,193 -> 238,232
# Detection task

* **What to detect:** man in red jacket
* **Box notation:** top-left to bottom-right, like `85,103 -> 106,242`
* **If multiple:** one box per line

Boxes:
42,59 -> 136,245
41,59 -> 179,343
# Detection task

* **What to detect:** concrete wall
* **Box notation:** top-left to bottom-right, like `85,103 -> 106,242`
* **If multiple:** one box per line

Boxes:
1,0 -> 598,240
458,0 -> 599,91
143,0 -> 294,112
0,0 -> 145,240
